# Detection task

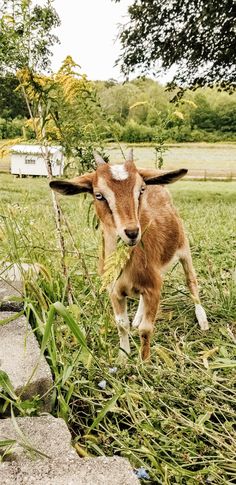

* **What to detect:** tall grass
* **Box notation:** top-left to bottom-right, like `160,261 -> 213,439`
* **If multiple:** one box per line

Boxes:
0,174 -> 235,483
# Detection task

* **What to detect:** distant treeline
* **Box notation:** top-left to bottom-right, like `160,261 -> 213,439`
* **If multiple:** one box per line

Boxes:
96,78 -> 236,143
1,75 -> 236,142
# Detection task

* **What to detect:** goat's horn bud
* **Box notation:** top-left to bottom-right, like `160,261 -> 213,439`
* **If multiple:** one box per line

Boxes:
127,148 -> 134,163
93,151 -> 106,166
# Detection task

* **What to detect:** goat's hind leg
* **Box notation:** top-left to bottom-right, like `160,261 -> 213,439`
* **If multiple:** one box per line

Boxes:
180,246 -> 209,330
132,295 -> 144,328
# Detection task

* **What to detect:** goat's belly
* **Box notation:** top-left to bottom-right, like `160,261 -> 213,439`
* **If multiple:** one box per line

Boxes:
161,252 -> 180,275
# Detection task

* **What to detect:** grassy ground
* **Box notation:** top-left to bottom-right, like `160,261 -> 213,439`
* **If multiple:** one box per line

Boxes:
1,140 -> 236,173
0,174 -> 236,484
108,143 -> 236,172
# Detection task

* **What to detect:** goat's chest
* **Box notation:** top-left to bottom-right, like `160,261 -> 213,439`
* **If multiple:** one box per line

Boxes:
113,261 -> 154,297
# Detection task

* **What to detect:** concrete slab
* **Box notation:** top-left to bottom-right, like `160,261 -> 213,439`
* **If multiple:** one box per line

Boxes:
0,263 -> 40,282
0,280 -> 23,300
0,280 -> 24,312
0,313 -> 53,412
0,416 -> 139,485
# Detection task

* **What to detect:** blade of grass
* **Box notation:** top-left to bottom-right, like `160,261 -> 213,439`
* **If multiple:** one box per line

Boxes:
87,391 -> 121,433
53,302 -> 94,358
0,370 -> 18,401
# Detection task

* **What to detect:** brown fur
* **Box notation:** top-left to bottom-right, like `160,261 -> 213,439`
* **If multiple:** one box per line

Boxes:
50,159 -> 207,361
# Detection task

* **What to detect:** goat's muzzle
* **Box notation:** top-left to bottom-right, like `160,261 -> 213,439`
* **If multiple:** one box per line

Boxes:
124,227 -> 140,246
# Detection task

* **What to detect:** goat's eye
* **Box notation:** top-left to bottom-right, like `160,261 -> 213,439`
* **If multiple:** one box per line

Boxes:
140,186 -> 146,195
95,193 -> 105,201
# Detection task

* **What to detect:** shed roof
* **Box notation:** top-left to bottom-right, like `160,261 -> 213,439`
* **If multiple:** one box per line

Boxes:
11,144 -> 62,155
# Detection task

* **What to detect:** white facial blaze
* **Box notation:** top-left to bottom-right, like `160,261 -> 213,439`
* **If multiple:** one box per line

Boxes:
97,177 -> 117,209
96,177 -> 123,234
96,174 -> 141,244
133,177 -> 142,218
110,164 -> 129,181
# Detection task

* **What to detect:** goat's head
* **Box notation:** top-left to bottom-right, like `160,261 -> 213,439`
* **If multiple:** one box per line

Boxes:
50,150 -> 187,246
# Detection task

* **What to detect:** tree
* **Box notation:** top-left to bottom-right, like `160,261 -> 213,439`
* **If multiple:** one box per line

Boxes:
0,0 -> 60,73
114,0 -> 236,92
0,74 -> 28,118
98,81 -> 141,124
18,57 -> 107,167
0,1 -> 60,120
0,1 -> 73,300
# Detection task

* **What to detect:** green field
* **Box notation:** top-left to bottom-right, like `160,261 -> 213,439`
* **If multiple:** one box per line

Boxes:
1,142 -> 236,174
107,142 -> 236,171
0,174 -> 236,483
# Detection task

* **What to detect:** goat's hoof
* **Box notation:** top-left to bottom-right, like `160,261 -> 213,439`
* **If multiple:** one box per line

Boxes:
195,304 -> 209,330
199,319 -> 209,331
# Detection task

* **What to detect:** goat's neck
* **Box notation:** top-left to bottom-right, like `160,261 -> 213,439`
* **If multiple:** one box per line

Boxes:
101,225 -> 117,260
99,227 -> 117,275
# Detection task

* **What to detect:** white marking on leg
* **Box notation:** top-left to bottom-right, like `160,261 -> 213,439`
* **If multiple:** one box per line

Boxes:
132,296 -> 144,328
115,313 -> 130,356
139,320 -> 153,333
110,164 -> 128,181
195,303 -> 209,330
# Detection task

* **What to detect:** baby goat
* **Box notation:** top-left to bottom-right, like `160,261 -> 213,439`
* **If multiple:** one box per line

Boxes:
50,150 -> 208,361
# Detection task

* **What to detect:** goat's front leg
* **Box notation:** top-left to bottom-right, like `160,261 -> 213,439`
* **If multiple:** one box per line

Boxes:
139,277 -> 162,360
110,288 -> 130,362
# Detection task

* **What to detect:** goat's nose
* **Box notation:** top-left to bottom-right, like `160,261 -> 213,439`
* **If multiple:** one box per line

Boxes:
124,228 -> 139,240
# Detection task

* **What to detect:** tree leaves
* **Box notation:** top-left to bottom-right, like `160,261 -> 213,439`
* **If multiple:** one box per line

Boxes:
115,0 -> 236,91
0,0 -> 60,73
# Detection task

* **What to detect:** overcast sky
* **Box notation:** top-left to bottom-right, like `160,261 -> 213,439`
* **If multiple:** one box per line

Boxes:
51,0 -> 133,80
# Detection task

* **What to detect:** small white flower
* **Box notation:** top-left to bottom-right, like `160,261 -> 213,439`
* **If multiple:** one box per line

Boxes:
108,367 -> 117,374
98,379 -> 107,390
135,467 -> 150,479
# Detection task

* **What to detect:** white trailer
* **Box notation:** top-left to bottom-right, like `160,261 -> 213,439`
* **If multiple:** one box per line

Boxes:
10,144 -> 64,177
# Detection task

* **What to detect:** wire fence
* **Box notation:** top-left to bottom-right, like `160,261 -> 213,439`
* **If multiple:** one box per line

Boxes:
184,169 -> 236,180
1,161 -> 236,180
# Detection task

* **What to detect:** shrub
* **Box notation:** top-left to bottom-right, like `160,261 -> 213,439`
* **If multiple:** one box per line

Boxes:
0,117 -> 35,140
0,118 -> 7,139
120,120 -> 154,142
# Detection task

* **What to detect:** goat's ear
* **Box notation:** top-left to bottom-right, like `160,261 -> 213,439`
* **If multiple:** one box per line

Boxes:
140,168 -> 188,185
49,173 -> 94,195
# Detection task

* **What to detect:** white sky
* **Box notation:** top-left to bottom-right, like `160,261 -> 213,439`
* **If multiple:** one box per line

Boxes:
51,0 -> 133,81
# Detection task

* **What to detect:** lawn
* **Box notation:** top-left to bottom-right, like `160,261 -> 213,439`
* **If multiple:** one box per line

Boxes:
0,174 -> 236,484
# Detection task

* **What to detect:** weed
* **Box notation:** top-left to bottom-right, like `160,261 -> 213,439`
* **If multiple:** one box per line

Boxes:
0,174 -> 235,483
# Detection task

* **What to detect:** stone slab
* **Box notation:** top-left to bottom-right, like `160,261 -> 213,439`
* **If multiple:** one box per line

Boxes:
0,313 -> 53,412
0,416 -> 139,485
